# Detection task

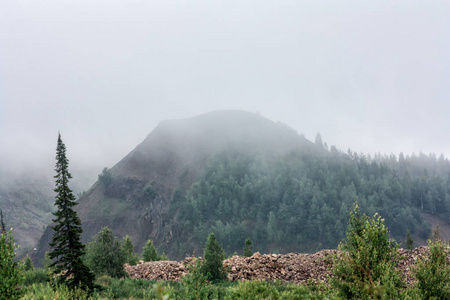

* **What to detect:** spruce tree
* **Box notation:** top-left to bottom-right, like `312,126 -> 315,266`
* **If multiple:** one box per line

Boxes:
243,238 -> 253,257
123,235 -> 139,265
405,229 -> 414,251
200,232 -> 227,282
142,240 -> 159,262
48,133 -> 95,291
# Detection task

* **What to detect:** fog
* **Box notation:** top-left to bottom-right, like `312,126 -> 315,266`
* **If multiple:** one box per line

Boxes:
1,0 -> 449,183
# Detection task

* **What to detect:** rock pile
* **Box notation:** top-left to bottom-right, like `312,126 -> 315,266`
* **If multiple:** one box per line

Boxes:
396,246 -> 431,286
124,260 -> 187,281
124,247 -> 445,285
224,250 -> 336,284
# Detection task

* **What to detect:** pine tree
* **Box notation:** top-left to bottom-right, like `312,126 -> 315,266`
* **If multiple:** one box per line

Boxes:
243,238 -> 253,257
142,240 -> 159,262
48,133 -> 95,291
200,232 -> 227,282
122,235 -> 139,265
405,229 -> 414,251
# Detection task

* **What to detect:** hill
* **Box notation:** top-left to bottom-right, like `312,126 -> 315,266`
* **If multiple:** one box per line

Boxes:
32,110 -> 450,265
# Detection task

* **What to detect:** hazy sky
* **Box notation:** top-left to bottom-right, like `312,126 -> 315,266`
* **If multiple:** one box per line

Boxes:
1,0 -> 449,178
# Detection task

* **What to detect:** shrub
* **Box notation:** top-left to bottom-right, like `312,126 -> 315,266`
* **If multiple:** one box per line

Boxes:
331,203 -> 404,299
23,255 -> 34,271
0,228 -> 24,300
180,259 -> 217,300
98,167 -> 112,185
85,227 -> 127,278
23,268 -> 49,286
22,282 -> 94,300
200,233 -> 228,283
225,280 -> 280,299
413,238 -> 450,299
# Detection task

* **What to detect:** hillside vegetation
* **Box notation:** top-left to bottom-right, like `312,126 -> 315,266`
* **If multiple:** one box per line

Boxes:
33,111 -> 450,263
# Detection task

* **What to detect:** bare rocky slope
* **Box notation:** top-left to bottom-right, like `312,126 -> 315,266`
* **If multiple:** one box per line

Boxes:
125,247 -> 434,286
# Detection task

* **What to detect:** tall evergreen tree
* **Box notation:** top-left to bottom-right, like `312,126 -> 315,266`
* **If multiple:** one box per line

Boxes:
48,133 -> 95,291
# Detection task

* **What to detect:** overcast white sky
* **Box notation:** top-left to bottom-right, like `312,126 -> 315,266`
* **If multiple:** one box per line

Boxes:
1,0 -> 449,178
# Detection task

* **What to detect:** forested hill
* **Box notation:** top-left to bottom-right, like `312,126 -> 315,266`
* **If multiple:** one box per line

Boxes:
33,110 -> 450,263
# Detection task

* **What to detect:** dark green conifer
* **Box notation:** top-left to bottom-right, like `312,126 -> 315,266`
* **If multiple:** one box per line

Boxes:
142,240 -> 159,262
200,233 -> 227,282
48,133 -> 95,291
405,229 -> 414,251
243,238 -> 253,257
122,235 -> 139,265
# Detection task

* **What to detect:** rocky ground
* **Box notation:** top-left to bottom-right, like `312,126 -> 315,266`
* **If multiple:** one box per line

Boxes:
124,246 -> 434,285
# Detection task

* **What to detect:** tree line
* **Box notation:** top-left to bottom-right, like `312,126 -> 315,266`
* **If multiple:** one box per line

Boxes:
166,144 -> 450,258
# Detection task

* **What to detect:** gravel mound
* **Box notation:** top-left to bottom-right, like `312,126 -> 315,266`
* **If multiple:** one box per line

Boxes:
124,247 -> 442,285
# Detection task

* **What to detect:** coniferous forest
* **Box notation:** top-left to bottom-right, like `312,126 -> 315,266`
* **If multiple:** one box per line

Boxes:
168,142 -> 450,257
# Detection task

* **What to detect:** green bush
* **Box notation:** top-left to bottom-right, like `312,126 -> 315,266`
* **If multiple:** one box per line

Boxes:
413,238 -> 450,299
0,229 -> 24,300
96,275 -> 162,299
23,268 -> 49,286
85,227 -> 127,278
22,282 -> 95,300
179,259 -> 219,300
331,203 -> 404,299
225,280 -> 280,299
200,233 -> 228,283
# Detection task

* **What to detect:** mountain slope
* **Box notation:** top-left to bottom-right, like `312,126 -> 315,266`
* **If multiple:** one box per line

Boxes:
33,111 -> 314,264
33,110 -> 450,264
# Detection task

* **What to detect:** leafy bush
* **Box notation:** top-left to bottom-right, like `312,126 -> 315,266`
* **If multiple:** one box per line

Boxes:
200,233 -> 228,283
0,228 -> 24,300
331,203 -> 404,299
179,259 -> 220,299
22,282 -> 94,300
413,238 -> 450,299
224,280 -> 280,299
23,268 -> 49,286
85,227 -> 127,278
96,275 -> 164,299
